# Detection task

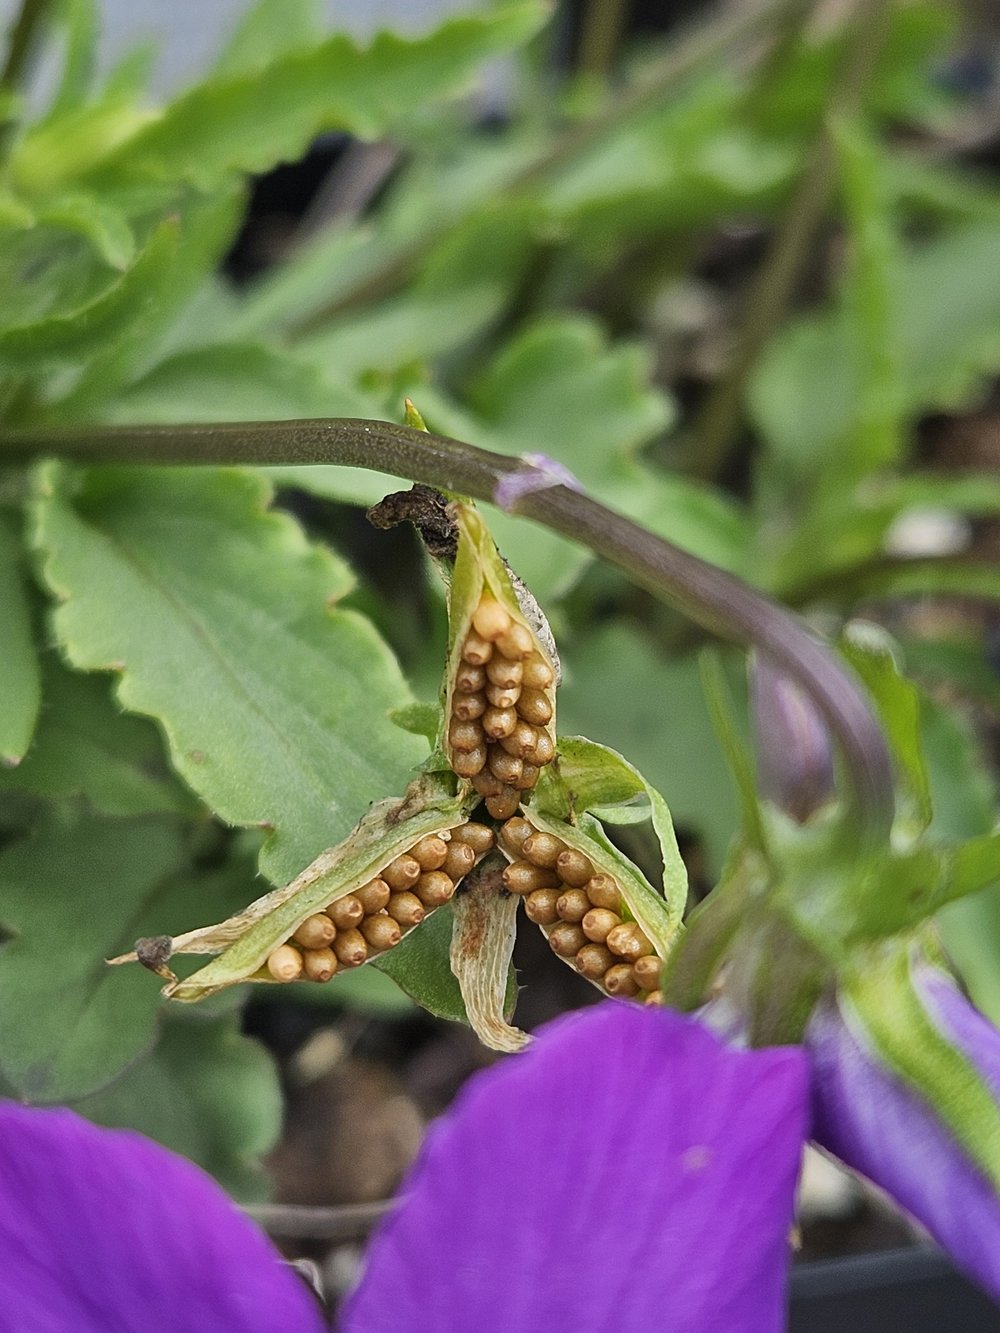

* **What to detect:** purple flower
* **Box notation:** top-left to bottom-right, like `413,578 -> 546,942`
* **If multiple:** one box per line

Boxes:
809,964 -> 1000,1303
0,1004 -> 809,1332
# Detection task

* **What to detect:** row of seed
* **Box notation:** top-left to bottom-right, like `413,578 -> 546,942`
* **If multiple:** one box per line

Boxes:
266,823 -> 496,983
499,817 -> 663,1003
448,594 -> 556,822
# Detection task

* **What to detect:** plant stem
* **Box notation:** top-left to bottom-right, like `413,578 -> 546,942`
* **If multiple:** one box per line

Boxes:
0,0 -> 51,93
0,415 -> 895,843
688,0 -> 892,481
576,0 -> 630,80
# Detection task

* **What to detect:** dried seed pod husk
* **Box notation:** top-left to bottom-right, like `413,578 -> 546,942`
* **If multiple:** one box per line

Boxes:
450,852 -> 529,1053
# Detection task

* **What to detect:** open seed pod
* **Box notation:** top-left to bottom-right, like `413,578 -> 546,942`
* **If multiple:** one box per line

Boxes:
443,504 -> 558,818
498,807 -> 679,1005
110,773 -> 495,1002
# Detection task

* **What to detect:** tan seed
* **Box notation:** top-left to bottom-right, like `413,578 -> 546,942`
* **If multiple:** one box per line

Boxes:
361,913 -> 402,951
606,922 -> 653,962
556,888 -> 591,923
575,943 -> 616,980
410,835 -> 449,870
448,719 -> 484,753
387,891 -> 425,928
486,656 -> 523,689
555,848 -> 595,888
485,682 -> 520,710
632,954 -> 662,991
524,888 -> 560,926
499,721 -> 537,759
452,691 -> 487,722
499,817 -> 533,855
462,631 -> 493,666
333,928 -> 367,967
582,907 -> 621,943
382,854 -> 422,891
485,787 -> 521,821
515,762 -> 541,791
548,923 -> 587,957
455,663 -> 486,693
472,596 -> 511,642
644,989 -> 664,1006
584,873 -> 621,910
303,947 -> 337,982
416,871 -> 456,907
452,744 -> 487,777
516,688 -> 552,726
496,621 -> 534,660
522,831 -> 565,868
489,750 -> 523,786
522,655 -> 554,690
266,944 -> 303,982
503,860 -> 560,895
471,769 -> 503,797
453,822 -> 495,855
482,706 -> 517,739
293,913 -> 337,949
605,963 -> 641,997
442,840 -> 476,881
327,894 -> 364,929
355,878 -> 391,914
527,730 -> 555,766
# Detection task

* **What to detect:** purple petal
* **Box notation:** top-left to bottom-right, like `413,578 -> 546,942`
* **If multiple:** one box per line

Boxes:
0,1102 -> 325,1333
343,1002 -> 808,1332
493,454 -> 583,512
809,972 -> 1000,1302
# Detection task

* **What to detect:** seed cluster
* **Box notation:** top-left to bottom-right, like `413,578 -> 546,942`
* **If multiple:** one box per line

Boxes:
265,823 -> 495,984
499,818 -> 663,1004
448,593 -> 556,822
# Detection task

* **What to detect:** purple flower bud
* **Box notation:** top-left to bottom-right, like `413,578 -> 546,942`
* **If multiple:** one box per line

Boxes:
750,653 -> 835,822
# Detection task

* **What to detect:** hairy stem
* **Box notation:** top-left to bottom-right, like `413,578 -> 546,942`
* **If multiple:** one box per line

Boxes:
0,415 -> 895,842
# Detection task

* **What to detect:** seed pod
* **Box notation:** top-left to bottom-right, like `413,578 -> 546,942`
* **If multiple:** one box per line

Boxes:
387,892 -> 425,928
454,822 -> 495,855
334,929 -> 367,968
605,963 -> 641,997
382,855 -> 422,891
303,948 -> 337,983
292,914 -> 337,949
267,944 -> 303,982
503,860 -> 560,895
555,848 -> 594,888
555,889 -> 591,923
524,888 -> 561,926
486,656 -> 523,689
416,871 -> 457,907
410,835 -> 449,871
452,692 -> 487,722
327,895 -> 364,929
633,954 -> 662,991
522,832 -> 565,868
576,943 -> 616,980
549,923 -> 587,957
355,878 -> 391,914
582,908 -> 621,943
361,913 -> 402,952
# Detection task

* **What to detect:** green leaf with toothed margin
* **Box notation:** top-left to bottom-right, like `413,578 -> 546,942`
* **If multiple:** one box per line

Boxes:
0,512 -> 41,766
31,464 -> 424,885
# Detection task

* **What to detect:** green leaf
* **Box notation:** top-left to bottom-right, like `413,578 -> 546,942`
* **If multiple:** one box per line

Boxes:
700,649 -> 766,852
45,0 -> 99,117
0,653 -> 197,816
389,702 -> 440,748
32,465 -> 425,884
0,512 -> 41,765
98,3 -> 548,189
74,1014 -> 281,1199
211,0 -> 322,79
36,193 -> 136,270
0,812 -> 184,1102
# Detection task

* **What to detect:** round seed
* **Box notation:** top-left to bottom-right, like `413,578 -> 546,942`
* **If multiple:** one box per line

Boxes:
472,596 -> 511,641
575,943 -> 616,980
632,954 -> 662,991
387,891 -> 425,928
555,848 -> 594,888
266,944 -> 303,982
327,894 -> 364,929
524,888 -> 560,925
485,682 -> 521,710
644,989 -> 664,1006
516,688 -> 552,726
584,874 -> 621,910
548,923 -> 587,957
489,750 -> 524,786
361,913 -> 402,951
606,922 -> 653,962
303,947 -> 337,982
448,719 -> 484,753
485,787 -> 521,821
605,963 -> 641,997
486,656 -> 523,689
482,706 -> 517,739
462,631 -> 493,666
522,655 -> 554,690
582,907 -> 621,943
355,878 -> 391,914
416,871 -> 456,907
455,663 -> 486,693
499,721 -> 538,758
556,889 -> 591,922
496,621 -> 534,660
452,744 -> 487,777
522,831 -> 565,868
292,913 -> 337,949
453,822 -> 495,855
503,860 -> 560,895
515,762 -> 541,791
382,855 -> 422,891
333,928 -> 367,967
452,691 -> 487,722
442,840 -> 476,881
410,835 -> 449,870
527,730 -> 555,766
471,769 -> 503,797
499,816 -> 534,855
